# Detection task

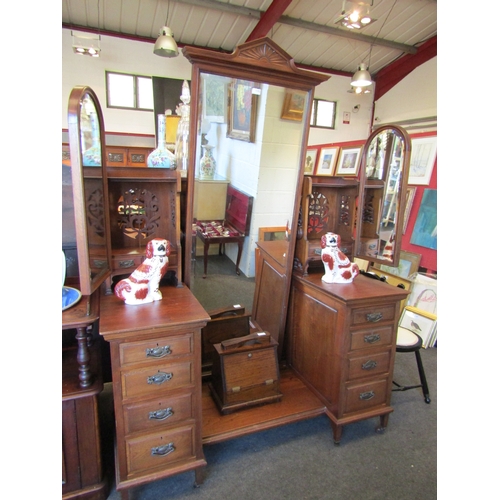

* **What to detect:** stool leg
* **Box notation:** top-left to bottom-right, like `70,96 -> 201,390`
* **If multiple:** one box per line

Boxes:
414,349 -> 431,404
203,242 -> 209,278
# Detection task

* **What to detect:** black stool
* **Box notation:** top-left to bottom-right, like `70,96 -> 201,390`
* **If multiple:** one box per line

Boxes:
392,326 -> 431,404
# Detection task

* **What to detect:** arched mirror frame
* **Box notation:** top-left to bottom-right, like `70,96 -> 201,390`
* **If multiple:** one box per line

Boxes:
354,124 -> 412,266
67,86 -> 113,296
182,38 -> 329,294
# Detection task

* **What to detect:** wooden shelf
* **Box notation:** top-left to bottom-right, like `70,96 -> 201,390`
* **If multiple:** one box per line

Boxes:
201,366 -> 325,445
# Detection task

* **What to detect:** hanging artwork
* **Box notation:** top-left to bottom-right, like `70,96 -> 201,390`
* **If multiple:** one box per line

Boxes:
410,189 -> 437,250
227,79 -> 259,142
408,136 -> 437,185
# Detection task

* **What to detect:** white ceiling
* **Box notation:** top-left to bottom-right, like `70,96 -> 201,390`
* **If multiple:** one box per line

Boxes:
62,0 -> 437,77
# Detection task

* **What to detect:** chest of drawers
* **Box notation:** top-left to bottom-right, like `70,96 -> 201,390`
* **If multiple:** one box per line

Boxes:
99,286 -> 210,498
287,273 -> 408,443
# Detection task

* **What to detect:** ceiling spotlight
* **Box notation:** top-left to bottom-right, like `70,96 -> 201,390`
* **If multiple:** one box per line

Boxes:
351,63 -> 372,87
72,31 -> 101,57
153,26 -> 179,58
336,0 -> 375,30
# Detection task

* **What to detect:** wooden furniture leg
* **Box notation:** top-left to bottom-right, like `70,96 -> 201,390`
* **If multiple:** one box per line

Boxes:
235,240 -> 243,275
75,326 -> 92,388
203,241 -> 209,278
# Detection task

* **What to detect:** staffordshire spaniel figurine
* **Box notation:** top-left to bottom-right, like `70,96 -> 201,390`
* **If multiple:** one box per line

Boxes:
320,232 -> 359,284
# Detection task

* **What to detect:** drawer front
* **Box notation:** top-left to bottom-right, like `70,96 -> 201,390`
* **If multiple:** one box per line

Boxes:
351,305 -> 395,327
126,424 -> 195,475
112,255 -> 143,273
122,361 -> 193,400
123,393 -> 193,434
120,334 -> 193,366
347,351 -> 391,381
344,378 -> 388,414
350,326 -> 394,351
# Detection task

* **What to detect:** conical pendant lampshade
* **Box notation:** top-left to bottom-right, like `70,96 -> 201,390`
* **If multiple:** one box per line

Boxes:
351,63 -> 372,87
154,26 -> 179,58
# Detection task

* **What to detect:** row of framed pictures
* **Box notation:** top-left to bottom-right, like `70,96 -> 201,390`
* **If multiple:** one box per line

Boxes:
304,145 -> 362,177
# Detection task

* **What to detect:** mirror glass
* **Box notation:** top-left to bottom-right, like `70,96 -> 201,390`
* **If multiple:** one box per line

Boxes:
355,125 -> 410,265
186,72 -> 309,308
68,87 -> 112,295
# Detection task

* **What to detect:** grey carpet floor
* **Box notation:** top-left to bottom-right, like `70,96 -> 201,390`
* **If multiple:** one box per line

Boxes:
101,347 -> 437,500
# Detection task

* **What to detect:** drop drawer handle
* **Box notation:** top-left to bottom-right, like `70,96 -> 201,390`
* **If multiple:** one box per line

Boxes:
366,312 -> 383,322
362,360 -> 377,370
359,391 -> 375,401
118,259 -> 135,268
147,372 -> 173,385
151,443 -> 175,457
146,346 -> 172,358
364,334 -> 380,344
149,407 -> 173,420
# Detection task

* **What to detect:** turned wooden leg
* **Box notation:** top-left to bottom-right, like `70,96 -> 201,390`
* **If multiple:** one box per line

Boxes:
75,326 -> 92,388
329,421 -> 342,445
376,413 -> 390,434
194,466 -> 206,487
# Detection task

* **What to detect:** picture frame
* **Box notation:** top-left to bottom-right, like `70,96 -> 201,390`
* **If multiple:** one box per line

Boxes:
402,186 -> 416,234
408,136 -> 437,185
399,306 -> 437,349
335,147 -> 362,177
373,250 -> 422,279
304,148 -> 318,175
202,74 -> 227,124
258,226 -> 287,242
410,189 -> 437,250
316,147 -> 339,176
227,79 -> 259,142
366,266 -> 413,315
281,89 -> 307,121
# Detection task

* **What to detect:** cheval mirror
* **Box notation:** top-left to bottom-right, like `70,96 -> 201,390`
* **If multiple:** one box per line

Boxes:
182,38 -> 329,351
67,86 -> 112,296
355,124 -> 411,266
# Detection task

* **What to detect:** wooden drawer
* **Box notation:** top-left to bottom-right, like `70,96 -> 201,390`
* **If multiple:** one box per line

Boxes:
126,424 -> 195,475
350,304 -> 395,326
112,254 -> 144,273
128,148 -> 150,167
347,350 -> 391,381
121,360 -> 194,400
349,326 -> 394,351
120,334 -> 193,366
106,147 -> 127,166
344,378 -> 388,414
123,392 -> 194,434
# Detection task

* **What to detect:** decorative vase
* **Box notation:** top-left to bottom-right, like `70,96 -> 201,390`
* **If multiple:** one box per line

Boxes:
148,114 -> 177,169
175,80 -> 191,173
199,145 -> 216,180
82,112 -> 102,167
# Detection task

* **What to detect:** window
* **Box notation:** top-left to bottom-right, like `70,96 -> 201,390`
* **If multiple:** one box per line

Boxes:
106,71 -> 154,110
310,98 -> 336,129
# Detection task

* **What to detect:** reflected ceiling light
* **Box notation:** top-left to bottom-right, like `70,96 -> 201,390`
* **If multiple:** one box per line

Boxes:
351,63 -> 372,87
154,26 -> 179,57
72,31 -> 101,57
336,0 -> 375,30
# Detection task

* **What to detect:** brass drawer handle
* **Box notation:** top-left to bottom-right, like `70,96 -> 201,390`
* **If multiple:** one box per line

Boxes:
364,334 -> 381,344
151,443 -> 175,457
362,360 -> 377,370
366,312 -> 383,323
146,346 -> 172,358
359,391 -> 375,401
93,259 -> 107,268
149,407 -> 173,421
147,372 -> 173,385
118,259 -> 135,268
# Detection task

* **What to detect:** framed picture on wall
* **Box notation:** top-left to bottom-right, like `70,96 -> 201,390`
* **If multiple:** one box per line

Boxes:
304,148 -> 318,175
281,89 -> 307,121
410,189 -> 437,250
408,136 -> 437,185
335,147 -> 362,177
202,74 -> 228,123
227,79 -> 259,142
316,147 -> 339,176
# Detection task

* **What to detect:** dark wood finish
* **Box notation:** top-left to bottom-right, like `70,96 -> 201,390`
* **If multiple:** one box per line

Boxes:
295,176 -> 358,275
286,272 -> 409,443
62,291 -> 107,500
252,240 -> 289,360
209,332 -> 282,414
99,286 -> 210,498
63,144 -> 153,168
106,167 -> 182,287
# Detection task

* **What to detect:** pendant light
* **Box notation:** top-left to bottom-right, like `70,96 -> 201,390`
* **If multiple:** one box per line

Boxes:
351,63 -> 372,87
153,1 -> 179,58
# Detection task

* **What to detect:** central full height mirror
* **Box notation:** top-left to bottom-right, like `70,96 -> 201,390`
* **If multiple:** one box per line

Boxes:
182,38 -> 329,353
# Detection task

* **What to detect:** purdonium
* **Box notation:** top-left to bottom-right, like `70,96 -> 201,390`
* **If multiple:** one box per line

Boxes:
209,332 -> 282,414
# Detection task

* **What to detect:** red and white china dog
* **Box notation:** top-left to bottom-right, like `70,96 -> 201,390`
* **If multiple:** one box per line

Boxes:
114,238 -> 170,305
320,232 -> 359,284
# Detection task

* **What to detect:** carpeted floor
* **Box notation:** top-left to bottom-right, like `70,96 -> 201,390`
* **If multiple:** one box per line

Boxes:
101,347 -> 437,500
100,255 -> 437,499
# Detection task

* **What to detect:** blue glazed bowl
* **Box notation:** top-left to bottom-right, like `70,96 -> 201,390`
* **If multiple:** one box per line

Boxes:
62,286 -> 82,311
